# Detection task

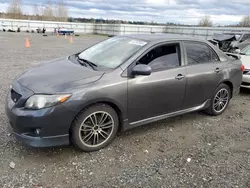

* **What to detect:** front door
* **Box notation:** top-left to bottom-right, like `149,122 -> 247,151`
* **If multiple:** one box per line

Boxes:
128,42 -> 187,123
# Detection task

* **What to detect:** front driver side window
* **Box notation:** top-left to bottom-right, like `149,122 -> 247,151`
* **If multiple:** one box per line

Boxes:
138,43 -> 181,72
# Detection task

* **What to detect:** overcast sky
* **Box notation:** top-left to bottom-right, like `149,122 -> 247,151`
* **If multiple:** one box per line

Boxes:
0,0 -> 249,25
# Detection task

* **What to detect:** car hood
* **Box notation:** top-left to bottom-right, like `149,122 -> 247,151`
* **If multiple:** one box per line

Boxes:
240,55 -> 250,69
212,34 -> 236,42
16,57 -> 104,93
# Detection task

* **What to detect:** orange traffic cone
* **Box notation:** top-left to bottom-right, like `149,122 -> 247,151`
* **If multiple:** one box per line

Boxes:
69,35 -> 73,43
25,37 -> 30,48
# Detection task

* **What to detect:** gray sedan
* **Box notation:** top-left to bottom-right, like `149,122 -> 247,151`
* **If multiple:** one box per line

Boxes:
5,34 -> 243,152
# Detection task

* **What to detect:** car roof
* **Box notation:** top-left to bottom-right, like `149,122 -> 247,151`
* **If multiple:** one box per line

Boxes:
121,34 -> 206,43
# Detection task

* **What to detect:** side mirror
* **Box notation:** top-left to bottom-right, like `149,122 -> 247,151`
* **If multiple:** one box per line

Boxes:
132,64 -> 151,76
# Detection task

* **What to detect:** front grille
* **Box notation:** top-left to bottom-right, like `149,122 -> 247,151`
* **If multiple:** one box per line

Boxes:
11,89 -> 22,103
243,69 -> 250,75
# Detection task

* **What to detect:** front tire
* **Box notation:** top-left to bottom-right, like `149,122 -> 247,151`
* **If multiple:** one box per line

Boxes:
205,84 -> 231,116
71,104 -> 119,152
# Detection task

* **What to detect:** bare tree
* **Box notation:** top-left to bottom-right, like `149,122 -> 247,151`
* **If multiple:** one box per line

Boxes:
198,16 -> 212,27
33,4 -> 40,20
239,15 -> 250,27
56,0 -> 68,22
43,0 -> 54,21
7,0 -> 23,19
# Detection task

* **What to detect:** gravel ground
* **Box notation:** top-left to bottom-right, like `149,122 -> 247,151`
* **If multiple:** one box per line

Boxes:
0,32 -> 250,188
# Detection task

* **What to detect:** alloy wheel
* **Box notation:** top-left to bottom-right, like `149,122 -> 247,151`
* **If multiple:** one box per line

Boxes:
79,111 -> 114,147
213,88 -> 229,113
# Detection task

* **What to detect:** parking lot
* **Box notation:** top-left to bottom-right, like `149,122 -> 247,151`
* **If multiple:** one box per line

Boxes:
0,32 -> 250,188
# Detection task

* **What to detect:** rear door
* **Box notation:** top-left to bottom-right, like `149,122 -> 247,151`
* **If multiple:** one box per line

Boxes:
181,41 -> 227,109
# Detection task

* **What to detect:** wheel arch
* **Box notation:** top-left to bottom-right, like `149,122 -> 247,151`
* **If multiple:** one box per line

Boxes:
221,80 -> 233,98
69,99 -> 125,134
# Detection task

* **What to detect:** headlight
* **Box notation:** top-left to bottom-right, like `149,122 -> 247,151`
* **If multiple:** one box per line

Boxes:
25,94 -> 71,110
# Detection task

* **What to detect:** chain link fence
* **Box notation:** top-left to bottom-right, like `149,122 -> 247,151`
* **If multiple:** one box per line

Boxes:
1,18 -> 250,39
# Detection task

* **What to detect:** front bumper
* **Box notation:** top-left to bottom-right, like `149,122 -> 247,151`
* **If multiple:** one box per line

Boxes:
12,130 -> 69,147
5,83 -> 77,147
241,74 -> 250,89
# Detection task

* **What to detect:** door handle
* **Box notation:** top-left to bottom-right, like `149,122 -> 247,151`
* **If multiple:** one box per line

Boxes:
175,74 -> 186,80
214,68 -> 221,73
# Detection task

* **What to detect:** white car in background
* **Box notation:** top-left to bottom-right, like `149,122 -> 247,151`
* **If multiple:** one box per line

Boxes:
240,45 -> 250,88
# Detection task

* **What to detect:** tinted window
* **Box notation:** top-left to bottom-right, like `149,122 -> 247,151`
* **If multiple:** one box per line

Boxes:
184,42 -> 211,65
138,44 -> 180,72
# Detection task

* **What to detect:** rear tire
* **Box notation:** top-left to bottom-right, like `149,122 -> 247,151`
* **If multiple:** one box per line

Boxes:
205,84 -> 231,116
71,104 -> 119,152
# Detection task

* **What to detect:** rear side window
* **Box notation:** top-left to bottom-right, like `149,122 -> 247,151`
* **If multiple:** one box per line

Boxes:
184,42 -> 211,65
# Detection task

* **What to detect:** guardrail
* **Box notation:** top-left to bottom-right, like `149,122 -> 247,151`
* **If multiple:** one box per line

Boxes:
1,18 -> 250,39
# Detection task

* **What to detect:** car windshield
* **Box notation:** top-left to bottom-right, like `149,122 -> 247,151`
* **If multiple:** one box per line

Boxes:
234,34 -> 242,40
241,46 -> 250,55
78,37 -> 147,69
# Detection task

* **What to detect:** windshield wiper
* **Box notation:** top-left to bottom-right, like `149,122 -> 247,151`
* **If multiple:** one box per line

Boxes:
77,56 -> 98,70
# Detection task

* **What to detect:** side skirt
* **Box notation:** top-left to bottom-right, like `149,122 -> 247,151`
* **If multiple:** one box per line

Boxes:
122,99 -> 211,131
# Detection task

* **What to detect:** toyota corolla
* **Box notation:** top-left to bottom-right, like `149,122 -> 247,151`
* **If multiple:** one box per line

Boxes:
5,34 -> 243,152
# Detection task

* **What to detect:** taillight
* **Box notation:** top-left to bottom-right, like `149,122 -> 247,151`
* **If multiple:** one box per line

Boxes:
241,64 -> 245,72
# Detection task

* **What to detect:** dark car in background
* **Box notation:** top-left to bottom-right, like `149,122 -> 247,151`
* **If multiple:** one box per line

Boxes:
209,32 -> 250,53
5,34 -> 243,152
